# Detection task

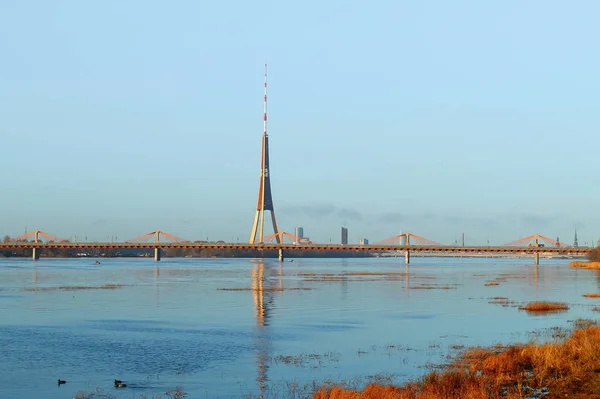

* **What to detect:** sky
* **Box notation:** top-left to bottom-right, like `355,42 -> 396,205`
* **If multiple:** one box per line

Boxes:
1,0 -> 600,245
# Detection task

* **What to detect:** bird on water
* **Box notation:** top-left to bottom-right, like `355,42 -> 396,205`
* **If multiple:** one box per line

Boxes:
57,379 -> 66,385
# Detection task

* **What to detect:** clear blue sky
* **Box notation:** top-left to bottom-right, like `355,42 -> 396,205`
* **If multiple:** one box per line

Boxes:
1,0 -> 599,245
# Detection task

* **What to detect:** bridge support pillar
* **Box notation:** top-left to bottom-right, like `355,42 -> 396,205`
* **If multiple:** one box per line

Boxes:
278,249 -> 284,262
32,248 -> 40,261
405,250 -> 410,265
154,248 -> 161,262
534,252 -> 539,266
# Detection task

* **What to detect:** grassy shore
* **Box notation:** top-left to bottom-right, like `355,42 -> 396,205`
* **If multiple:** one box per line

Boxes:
313,320 -> 600,399
570,261 -> 600,269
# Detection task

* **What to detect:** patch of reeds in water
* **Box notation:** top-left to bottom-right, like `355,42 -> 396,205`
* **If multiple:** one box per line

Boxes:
518,301 -> 569,313
582,293 -> 600,298
484,281 -> 499,286
298,271 -> 407,282
217,287 -> 311,292
25,284 -> 124,292
74,386 -> 188,399
487,296 -> 520,308
268,351 -> 340,368
570,261 -> 600,269
312,322 -> 600,399
409,284 -> 458,290
344,272 -> 407,276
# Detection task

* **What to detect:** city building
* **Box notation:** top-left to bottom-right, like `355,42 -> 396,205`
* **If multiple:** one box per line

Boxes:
341,227 -> 348,245
295,226 -> 304,239
360,238 -> 369,245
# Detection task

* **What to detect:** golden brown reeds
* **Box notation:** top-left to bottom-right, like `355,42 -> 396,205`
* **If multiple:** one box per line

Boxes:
313,323 -> 600,399
582,293 -> 600,298
217,287 -> 311,291
484,282 -> 499,286
518,301 -> 568,313
570,261 -> 600,269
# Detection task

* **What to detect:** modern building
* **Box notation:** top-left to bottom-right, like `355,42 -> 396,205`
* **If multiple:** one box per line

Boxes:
295,226 -> 304,239
341,227 -> 348,245
360,238 -> 369,245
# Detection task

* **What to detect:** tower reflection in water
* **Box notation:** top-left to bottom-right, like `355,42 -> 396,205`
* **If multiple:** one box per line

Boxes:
252,260 -> 283,396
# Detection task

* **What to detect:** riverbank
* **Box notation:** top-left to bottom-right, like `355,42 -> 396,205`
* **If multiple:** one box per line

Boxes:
570,260 -> 600,269
313,320 -> 600,399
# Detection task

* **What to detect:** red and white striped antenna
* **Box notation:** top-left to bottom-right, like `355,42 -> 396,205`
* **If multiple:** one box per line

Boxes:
263,62 -> 268,136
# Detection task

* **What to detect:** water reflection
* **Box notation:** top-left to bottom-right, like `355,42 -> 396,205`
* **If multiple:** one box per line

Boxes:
155,265 -> 160,305
405,264 -> 409,298
534,264 -> 539,300
252,260 -> 276,396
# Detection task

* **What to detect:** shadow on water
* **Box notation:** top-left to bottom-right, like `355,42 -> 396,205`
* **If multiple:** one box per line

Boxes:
251,259 -> 283,396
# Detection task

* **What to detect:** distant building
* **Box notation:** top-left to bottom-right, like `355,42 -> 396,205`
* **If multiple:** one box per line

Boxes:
295,226 -> 304,239
341,227 -> 348,245
360,238 -> 369,245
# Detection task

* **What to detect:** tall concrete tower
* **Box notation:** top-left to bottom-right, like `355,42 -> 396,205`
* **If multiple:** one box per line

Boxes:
249,64 -> 280,244
574,229 -> 578,247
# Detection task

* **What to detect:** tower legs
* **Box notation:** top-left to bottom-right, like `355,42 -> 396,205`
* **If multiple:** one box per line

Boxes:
250,210 -> 280,244
250,210 -> 261,243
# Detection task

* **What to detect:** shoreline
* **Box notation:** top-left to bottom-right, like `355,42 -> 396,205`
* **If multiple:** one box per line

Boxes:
313,320 -> 600,399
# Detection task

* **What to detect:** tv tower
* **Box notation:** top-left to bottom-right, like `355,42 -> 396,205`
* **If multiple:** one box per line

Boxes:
249,64 -> 280,244
574,229 -> 578,247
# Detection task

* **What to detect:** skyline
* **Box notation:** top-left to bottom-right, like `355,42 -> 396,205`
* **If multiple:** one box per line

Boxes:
1,1 -> 600,245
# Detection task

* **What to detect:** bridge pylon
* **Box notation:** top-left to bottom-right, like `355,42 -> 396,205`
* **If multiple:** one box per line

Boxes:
12,230 -> 67,260
375,232 -> 440,247
126,230 -> 187,262
264,231 -> 311,245
375,232 -> 440,265
505,234 -> 565,265
504,234 -> 564,248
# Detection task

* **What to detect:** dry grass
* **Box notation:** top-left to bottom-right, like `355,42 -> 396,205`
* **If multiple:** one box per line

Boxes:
519,301 -> 569,312
217,287 -> 311,292
484,282 -> 499,287
583,293 -> 600,298
73,386 -> 188,398
487,296 -> 519,308
313,323 -> 600,399
518,301 -> 569,313
409,284 -> 457,290
570,261 -> 600,269
270,351 -> 340,368
25,284 -> 124,292
345,272 -> 407,276
298,271 -> 406,282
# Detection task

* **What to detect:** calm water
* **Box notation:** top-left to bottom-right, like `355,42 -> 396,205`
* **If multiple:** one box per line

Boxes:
0,256 -> 599,398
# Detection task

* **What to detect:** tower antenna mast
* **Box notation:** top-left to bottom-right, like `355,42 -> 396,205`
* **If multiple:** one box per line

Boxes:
249,63 -> 280,244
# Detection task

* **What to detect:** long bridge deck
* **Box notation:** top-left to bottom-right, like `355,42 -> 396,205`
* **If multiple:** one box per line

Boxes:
0,242 -> 592,254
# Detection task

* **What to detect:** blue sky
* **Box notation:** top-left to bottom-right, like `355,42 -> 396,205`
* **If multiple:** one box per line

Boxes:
1,0 -> 599,245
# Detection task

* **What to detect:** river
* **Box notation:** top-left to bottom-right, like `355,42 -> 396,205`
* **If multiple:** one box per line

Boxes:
0,256 -> 598,398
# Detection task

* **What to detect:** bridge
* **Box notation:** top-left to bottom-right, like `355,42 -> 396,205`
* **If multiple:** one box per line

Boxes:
2,70 -> 593,267
0,230 -> 592,264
